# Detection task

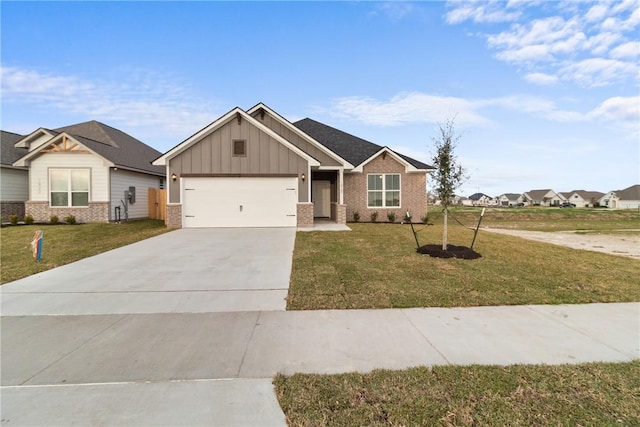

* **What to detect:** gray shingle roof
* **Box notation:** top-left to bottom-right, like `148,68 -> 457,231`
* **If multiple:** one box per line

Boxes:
293,118 -> 433,170
614,184 -> 640,200
525,189 -> 555,200
1,131 -> 28,166
53,121 -> 164,176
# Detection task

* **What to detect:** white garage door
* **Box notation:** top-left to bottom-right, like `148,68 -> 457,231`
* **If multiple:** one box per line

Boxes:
182,177 -> 298,228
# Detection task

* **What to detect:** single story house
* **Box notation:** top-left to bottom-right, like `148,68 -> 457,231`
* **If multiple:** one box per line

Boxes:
153,103 -> 435,228
522,189 -> 565,207
496,193 -> 524,207
13,121 -> 165,223
467,192 -> 493,206
1,131 -> 28,219
564,190 -> 605,208
599,184 -> 640,210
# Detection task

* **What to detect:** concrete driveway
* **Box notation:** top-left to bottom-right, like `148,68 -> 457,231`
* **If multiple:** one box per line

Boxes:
1,228 -> 296,315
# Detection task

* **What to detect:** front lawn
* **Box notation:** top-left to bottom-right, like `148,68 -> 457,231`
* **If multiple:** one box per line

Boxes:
0,220 -> 170,284
288,222 -> 640,310
275,361 -> 640,426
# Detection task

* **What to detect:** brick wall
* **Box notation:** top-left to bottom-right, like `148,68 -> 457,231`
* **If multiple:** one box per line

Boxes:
297,202 -> 314,227
1,202 -> 25,220
25,201 -> 109,223
333,203 -> 346,224
344,154 -> 426,223
166,203 -> 182,228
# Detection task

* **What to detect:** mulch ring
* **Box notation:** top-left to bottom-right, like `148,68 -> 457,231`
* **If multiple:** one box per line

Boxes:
417,244 -> 482,259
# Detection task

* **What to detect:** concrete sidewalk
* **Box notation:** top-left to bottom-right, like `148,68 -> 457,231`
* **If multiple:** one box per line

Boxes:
2,303 -> 638,425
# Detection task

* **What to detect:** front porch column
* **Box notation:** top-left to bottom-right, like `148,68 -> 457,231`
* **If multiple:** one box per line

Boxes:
297,202 -> 314,227
339,168 -> 344,204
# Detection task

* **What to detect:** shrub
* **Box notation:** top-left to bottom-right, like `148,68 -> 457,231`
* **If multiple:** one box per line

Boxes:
352,211 -> 360,222
50,215 -> 59,224
64,215 -> 77,225
387,212 -> 396,223
24,214 -> 34,225
370,211 -> 378,222
9,215 -> 19,225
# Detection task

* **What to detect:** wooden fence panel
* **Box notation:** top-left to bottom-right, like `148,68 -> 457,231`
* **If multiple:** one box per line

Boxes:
148,188 -> 167,220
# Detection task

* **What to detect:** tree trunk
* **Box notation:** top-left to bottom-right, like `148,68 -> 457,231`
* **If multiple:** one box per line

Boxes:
442,209 -> 448,250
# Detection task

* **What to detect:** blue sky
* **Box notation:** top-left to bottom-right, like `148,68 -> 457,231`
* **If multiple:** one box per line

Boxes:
2,1 -> 638,196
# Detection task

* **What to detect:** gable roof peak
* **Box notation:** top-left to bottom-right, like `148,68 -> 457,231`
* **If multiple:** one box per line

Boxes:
54,120 -> 121,148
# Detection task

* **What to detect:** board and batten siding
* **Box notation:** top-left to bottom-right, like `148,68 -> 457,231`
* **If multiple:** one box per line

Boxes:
168,119 -> 308,203
0,168 -> 29,201
110,169 -> 162,220
251,112 -> 341,167
29,153 -> 109,202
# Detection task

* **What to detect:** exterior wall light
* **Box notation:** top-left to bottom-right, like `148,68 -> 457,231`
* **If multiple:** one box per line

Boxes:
301,173 -> 306,182
171,173 -> 177,182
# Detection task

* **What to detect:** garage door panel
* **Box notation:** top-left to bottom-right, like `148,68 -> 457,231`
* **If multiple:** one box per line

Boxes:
183,177 -> 297,228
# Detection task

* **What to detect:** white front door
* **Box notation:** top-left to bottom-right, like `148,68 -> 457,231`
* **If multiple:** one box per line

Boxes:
312,180 -> 331,217
182,177 -> 297,228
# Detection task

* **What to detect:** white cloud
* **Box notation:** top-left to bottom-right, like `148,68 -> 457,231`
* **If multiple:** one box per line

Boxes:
610,41 -> 640,59
320,92 -> 489,127
559,58 -> 639,87
319,90 -> 637,134
373,2 -> 415,22
448,1 -> 640,87
445,0 -> 522,24
524,72 -> 559,85
1,66 -> 217,137
588,96 -> 640,122
584,3 -> 609,23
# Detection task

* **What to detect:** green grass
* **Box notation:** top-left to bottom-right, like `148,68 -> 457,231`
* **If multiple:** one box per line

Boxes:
0,220 -> 170,284
288,221 -> 640,310
275,361 -> 640,427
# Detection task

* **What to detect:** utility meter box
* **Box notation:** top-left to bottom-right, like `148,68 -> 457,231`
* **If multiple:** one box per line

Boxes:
128,186 -> 136,204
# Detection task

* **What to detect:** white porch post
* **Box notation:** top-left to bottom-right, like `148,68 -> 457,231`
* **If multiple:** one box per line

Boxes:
339,168 -> 344,204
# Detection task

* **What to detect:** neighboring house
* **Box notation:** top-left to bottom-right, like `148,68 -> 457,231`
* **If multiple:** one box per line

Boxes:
468,192 -> 493,206
496,193 -> 523,207
1,131 -> 29,219
599,185 -> 640,210
13,121 -> 165,223
522,189 -> 565,206
152,103 -> 434,228
564,190 -> 605,208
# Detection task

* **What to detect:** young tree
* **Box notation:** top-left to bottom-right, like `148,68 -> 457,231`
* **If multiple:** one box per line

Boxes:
430,118 -> 467,250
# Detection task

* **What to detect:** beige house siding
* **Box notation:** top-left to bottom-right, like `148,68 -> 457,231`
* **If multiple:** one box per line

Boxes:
1,167 -> 29,201
28,153 -> 109,203
110,169 -> 162,220
167,119 -> 308,203
251,112 -> 341,167
344,154 -> 426,222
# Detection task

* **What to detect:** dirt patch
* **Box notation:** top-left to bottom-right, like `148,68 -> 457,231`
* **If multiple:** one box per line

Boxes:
483,228 -> 640,259
417,244 -> 482,259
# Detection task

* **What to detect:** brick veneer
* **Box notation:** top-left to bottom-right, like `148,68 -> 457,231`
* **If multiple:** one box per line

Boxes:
1,201 -> 25,220
344,154 -> 426,223
297,202 -> 314,227
25,201 -> 109,223
166,203 -> 182,228
332,203 -> 347,224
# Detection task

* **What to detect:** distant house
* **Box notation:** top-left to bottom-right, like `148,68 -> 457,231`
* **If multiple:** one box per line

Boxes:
564,190 -> 605,208
599,185 -> 640,210
522,189 -> 565,207
1,131 -> 28,219
496,193 -> 523,207
13,121 -> 165,223
467,192 -> 493,206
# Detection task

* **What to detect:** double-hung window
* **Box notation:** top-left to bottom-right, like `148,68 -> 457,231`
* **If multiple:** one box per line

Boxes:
50,169 -> 90,207
367,174 -> 400,207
